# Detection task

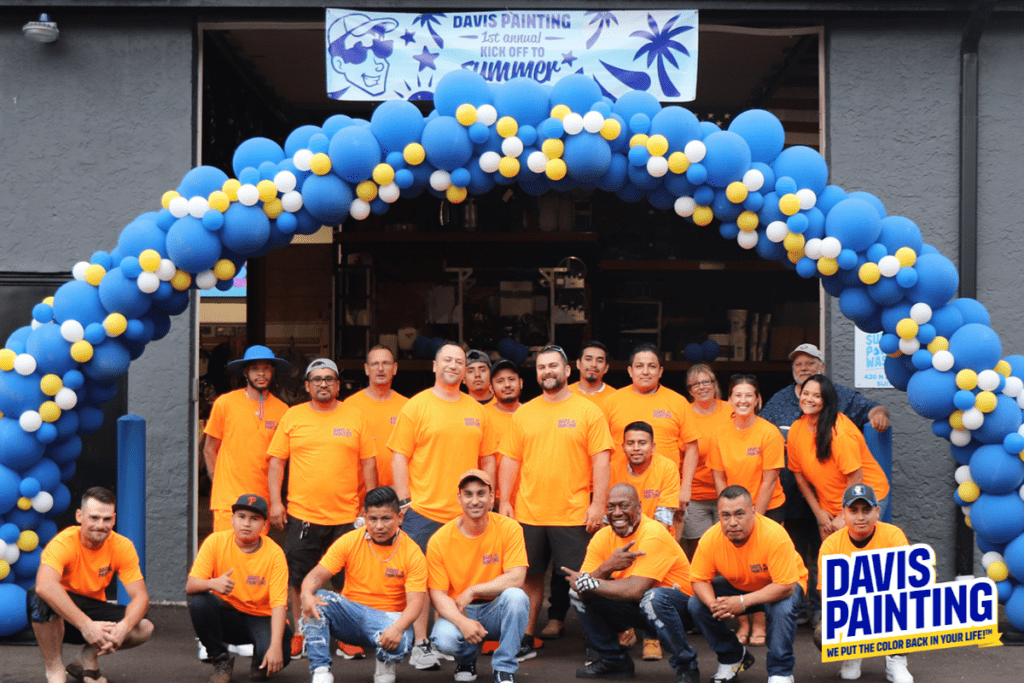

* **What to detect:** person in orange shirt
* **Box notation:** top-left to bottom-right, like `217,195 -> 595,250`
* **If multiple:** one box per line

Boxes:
465,350 -> 496,405
267,358 -> 377,656
344,345 -> 409,488
204,345 -> 290,534
187,494 -> 292,683
389,343 -> 499,669
488,359 -> 524,508
299,486 -> 428,683
31,487 -> 154,683
428,470 -> 529,683
687,486 -> 807,683
569,341 -> 615,411
681,364 -> 731,557
563,483 -> 699,682
498,345 -> 613,658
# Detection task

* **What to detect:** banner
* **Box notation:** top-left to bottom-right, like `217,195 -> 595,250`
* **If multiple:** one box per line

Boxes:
855,325 -> 893,388
325,9 -> 699,102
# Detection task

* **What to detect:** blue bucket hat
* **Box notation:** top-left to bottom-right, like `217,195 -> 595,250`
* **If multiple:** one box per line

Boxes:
226,345 -> 291,375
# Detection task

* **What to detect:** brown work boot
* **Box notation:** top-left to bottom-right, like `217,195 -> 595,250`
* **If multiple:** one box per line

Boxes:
209,653 -> 235,683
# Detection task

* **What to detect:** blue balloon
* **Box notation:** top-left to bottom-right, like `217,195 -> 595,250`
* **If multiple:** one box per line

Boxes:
629,113 -> 651,136
702,131 -> 752,188
929,304 -> 965,340
321,114 -> 353,139
839,287 -> 877,320
825,198 -> 882,252
47,436 -> 81,465
53,410 -> 79,440
771,146 -> 828,194
906,367 -> 957,420
646,107 -> 699,154
301,174 -> 353,226
165,216 -> 222,274
97,267 -> 151,319
627,163 -> 661,191
932,419 -> 953,440
24,458 -> 60,493
549,74 -> 603,115
877,215 -> 924,255
949,323 -> 1002,372
421,116 -> 473,171
971,492 -> 1024,544
51,280 -> 109,327
949,298 -> 991,327
370,100 -> 426,154
613,91 -> 662,129
220,203 -> 271,256
973,395 -> 1022,444
177,166 -> 229,200
82,339 -> 130,381
597,154 -> 628,193
954,389 -> 977,411
795,257 -> 817,278
895,266 -> 918,288
232,138 -> 284,178
5,507 -> 40,531
970,443 -> 1024,493
0,464 -> 21,515
699,121 -> 721,138
1005,533 -> 1024,583
116,216 -> 168,260
25,324 -> 74,376
561,133 -> 612,184
434,69 -> 493,116
685,163 -> 708,186
711,190 -> 744,223
284,124 -> 323,156
328,125 -> 381,182
90,251 -> 113,269
0,584 -> 28,637
846,191 -> 887,218
907,252 -> 959,309
728,109 -> 785,164
868,277 -> 904,306
628,145 -> 650,167
492,78 -> 550,127
153,289 -> 189,316
702,339 -> 721,361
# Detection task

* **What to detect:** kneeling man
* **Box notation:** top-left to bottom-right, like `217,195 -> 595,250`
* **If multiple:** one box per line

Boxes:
687,486 -> 806,683
32,487 -> 154,683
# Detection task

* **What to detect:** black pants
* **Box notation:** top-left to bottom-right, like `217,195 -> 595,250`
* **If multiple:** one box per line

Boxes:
188,592 -> 293,670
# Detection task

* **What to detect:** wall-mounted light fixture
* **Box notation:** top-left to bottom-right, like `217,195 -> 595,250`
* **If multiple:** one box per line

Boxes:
23,13 -> 59,43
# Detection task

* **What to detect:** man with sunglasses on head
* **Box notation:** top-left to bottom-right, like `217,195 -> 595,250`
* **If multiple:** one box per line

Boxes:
268,358 -> 378,658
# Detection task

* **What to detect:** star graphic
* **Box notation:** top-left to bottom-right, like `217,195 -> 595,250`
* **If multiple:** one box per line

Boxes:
413,45 -> 439,72
401,30 -> 416,45
561,51 -> 577,66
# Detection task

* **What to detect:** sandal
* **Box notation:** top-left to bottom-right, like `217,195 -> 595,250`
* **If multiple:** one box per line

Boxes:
749,632 -> 766,646
65,662 -> 104,682
736,633 -> 749,645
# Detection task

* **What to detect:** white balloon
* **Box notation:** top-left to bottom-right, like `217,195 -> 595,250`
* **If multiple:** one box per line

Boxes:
195,270 -> 217,290
0,540 -> 5,558
14,353 -> 37,376
562,113 -> 584,135
281,191 -> 304,213
378,183 -> 400,204
188,196 -> 209,219
1018,393 -> 1024,410
646,156 -> 668,178
736,230 -> 759,250
909,302 -> 933,325
137,272 -> 160,294
526,151 -> 548,174
292,149 -> 314,172
742,169 -> 765,192
804,238 -> 824,261
3,545 -> 19,565
765,221 -> 789,243
820,236 -> 842,259
954,465 -> 973,485
683,140 -> 706,162
501,136 -> 524,158
429,170 -> 452,191
55,387 -> 78,410
898,338 -> 920,355
950,429 -> 972,446
72,261 -> 90,281
19,410 -> 42,432
960,505 -> 972,516
237,184 -> 260,207
796,188 -> 817,210
476,104 -> 498,126
60,320 -> 85,343
981,551 -> 1004,569
274,170 -> 297,193
878,255 -> 901,278
674,197 -> 696,218
961,407 -> 984,431
32,491 -> 54,514
1020,483 -> 1024,503
157,259 -> 178,281
479,152 -> 501,174
977,370 -> 1001,392
31,320 -> 43,330
932,350 -> 955,372
350,199 -> 371,220
583,111 -> 605,133
169,195 -> 190,219
1003,376 -> 1024,398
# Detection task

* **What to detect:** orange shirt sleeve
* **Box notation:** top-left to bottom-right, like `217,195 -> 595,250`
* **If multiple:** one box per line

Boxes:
425,532 -> 452,595
479,408 -> 500,457
760,420 -> 785,470
688,528 -> 719,585
266,410 -> 293,461
356,410 -> 376,461
707,430 -> 724,472
387,400 -> 421,457
189,533 -> 219,580
205,395 -> 227,439
498,413 -> 525,462
580,527 -> 611,575
584,401 -> 615,456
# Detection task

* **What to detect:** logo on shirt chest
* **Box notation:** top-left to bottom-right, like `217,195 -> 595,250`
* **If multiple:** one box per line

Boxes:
385,568 -> 405,579
746,446 -> 762,457
98,565 -> 112,578
390,416 -> 397,425
557,419 -> 577,429
333,427 -> 353,437
265,420 -> 278,430
652,409 -> 672,419
749,563 -> 768,574
464,417 -> 481,428
482,553 -> 500,565
246,574 -> 266,587
643,488 -> 660,500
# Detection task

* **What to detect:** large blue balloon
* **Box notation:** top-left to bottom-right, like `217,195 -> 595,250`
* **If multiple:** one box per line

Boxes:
82,339 -> 130,381
433,69 -> 493,117
906,367 -> 957,420
0,584 -> 28,636
232,137 -> 284,178
421,116 -> 473,171
97,267 -> 151,319
563,133 -> 612,184
971,492 -> 1024,544
970,443 -> 1024,494
772,146 -> 828,195
949,297 -> 991,327
929,304 -> 965,339
728,109 -> 785,164
948,323 -> 1002,372
328,125 -> 381,183
221,203 -> 271,256
301,174 -> 353,226
284,125 -> 323,157
165,216 -> 222,274
370,100 -> 426,154
177,166 -> 229,200
0,463 -> 24,514
51,280 -> 109,327
907,252 -> 959,309
549,74 -> 603,114
877,215 -> 924,255
117,216 -> 168,260
613,92 -> 663,130
971,395 -> 1022,444
825,198 -> 882,252
492,78 -> 550,127
25,324 -> 75,376
702,131 -> 752,188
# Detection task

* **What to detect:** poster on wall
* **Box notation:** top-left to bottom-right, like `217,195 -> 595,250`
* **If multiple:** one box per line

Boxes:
855,324 -> 893,388
325,8 -> 699,102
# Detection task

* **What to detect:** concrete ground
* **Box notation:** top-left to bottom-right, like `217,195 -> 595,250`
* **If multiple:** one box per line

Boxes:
2,604 -> 1021,683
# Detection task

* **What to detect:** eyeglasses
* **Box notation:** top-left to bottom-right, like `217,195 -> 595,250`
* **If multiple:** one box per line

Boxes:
308,376 -> 338,386
688,379 -> 714,389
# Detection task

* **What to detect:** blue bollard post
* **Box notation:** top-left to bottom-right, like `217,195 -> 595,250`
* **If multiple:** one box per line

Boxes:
117,415 -> 146,606
863,425 -> 893,523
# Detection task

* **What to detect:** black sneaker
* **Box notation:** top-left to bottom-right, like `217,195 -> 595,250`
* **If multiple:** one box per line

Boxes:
515,636 -> 537,662
575,657 -> 635,679
210,654 -> 235,683
675,666 -> 700,683
495,673 -> 516,683
454,662 -> 478,682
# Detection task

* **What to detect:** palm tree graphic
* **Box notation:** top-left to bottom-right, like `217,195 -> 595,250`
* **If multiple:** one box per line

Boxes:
412,13 -> 447,49
584,11 -> 618,50
630,13 -> 693,98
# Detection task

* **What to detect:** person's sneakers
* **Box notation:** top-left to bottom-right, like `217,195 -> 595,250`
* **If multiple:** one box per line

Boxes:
515,635 -> 537,662
228,643 -> 254,657
540,619 -> 564,639
454,662 -> 478,682
375,659 -> 397,683
336,642 -> 366,659
410,639 -> 441,671
710,648 -> 755,682
311,665 -> 334,683
675,667 -> 700,683
209,654 -> 235,683
618,629 -> 637,647
197,638 -> 209,661
766,677 -> 794,683
290,633 -> 306,659
495,672 -> 516,683
575,657 -> 635,679
642,639 -> 662,660
839,657 -> 863,680
885,655 -> 914,683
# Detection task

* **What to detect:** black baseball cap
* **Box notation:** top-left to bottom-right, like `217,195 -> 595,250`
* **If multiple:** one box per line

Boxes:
232,493 -> 269,519
490,359 -> 519,376
842,484 -> 878,508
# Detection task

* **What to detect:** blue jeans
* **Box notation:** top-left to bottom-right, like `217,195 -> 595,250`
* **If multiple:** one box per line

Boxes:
572,589 -> 697,674
687,578 -> 804,678
431,588 -> 529,674
304,590 -> 414,672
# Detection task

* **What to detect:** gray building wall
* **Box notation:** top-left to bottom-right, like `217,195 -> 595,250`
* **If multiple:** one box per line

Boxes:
0,16 -> 194,600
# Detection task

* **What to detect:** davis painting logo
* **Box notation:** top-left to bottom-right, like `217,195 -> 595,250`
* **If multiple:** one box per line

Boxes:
821,544 -> 1001,661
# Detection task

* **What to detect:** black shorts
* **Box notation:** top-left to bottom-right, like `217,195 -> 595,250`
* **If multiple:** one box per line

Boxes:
283,515 -> 354,588
28,589 -> 129,645
521,524 -> 591,576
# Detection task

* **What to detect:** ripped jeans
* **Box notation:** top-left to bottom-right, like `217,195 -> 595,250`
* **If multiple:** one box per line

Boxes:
571,587 -> 698,674
304,590 -> 413,673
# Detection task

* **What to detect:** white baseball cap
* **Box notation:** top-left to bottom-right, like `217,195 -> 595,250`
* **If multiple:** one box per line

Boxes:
789,343 -> 824,362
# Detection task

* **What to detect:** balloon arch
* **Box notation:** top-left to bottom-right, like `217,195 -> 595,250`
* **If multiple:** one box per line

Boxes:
1,70 -> 1024,634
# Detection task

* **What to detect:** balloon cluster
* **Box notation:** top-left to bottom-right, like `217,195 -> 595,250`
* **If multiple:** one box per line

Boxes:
2,68 -> 1024,632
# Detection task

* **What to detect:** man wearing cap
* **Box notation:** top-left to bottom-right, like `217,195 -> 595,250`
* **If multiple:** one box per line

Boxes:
465,350 -> 495,405
687,486 -> 806,683
268,358 -> 377,656
345,345 -> 409,488
488,359 -> 523,510
569,341 -> 616,412
815,484 -> 913,683
428,470 -> 529,683
204,345 -> 290,534
187,494 -> 292,683
389,343 -> 499,669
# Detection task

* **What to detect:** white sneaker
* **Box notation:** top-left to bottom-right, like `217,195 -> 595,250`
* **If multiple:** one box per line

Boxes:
409,639 -> 441,671
196,638 -> 208,661
766,677 -> 794,683
312,664 -> 334,683
886,655 -> 914,683
375,659 -> 397,683
228,643 -> 254,657
711,648 -> 754,682
839,658 -> 862,680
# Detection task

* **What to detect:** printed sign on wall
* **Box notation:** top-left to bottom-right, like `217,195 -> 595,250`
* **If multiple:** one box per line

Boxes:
855,325 -> 893,389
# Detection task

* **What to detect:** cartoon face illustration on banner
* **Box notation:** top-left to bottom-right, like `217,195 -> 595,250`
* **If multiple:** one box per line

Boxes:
327,13 -> 398,98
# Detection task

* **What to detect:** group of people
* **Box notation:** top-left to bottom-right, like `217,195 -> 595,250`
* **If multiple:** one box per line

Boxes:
27,338 -> 915,683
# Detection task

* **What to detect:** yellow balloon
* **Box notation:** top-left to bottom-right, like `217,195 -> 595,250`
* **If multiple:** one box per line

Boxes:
455,103 -> 478,126
208,190 -> 231,213
895,247 -> 917,268
667,152 -> 690,174
600,118 -> 621,141
84,264 -> 106,287
726,181 -> 749,203
817,257 -> 839,276
171,270 -> 192,291
213,259 -> 236,281
40,374 -> 63,396
692,206 -> 714,227
975,391 -> 998,413
0,349 -> 13,372
928,336 -> 949,353
256,180 -> 278,203
446,186 -> 468,204
309,153 -> 332,176
545,158 -> 567,181
783,232 -> 806,252
995,360 -> 1012,377
988,561 -> 1009,582
958,481 -> 980,503
496,116 -> 519,138
17,530 -> 39,552
356,181 -> 378,202
262,198 -> 283,219
161,190 -> 180,210
70,341 -> 94,363
404,143 -> 426,166
40,401 -> 61,423
372,164 -> 395,186
104,313 -> 128,337
222,179 -> 242,202
550,104 -> 571,120
542,139 -> 564,160
138,250 -> 161,273
629,133 -> 649,149
896,318 -> 919,340
956,369 -> 978,391
43,296 -> 54,306
646,134 -> 669,157
788,249 -> 804,264
0,560 -> 8,580
737,211 -> 759,232
17,496 -> 32,511
964,515 -> 972,529
949,410 -> 965,430
859,262 -> 881,285
779,193 -> 801,216
498,156 -> 520,178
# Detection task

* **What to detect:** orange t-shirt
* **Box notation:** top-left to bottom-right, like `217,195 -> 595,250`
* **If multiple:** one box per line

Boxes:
787,413 -> 890,515
817,522 -> 908,590
319,528 -> 427,613
40,527 -> 144,601
603,386 -> 700,472
691,514 -> 808,593
707,417 -> 786,511
488,403 -> 519,503
581,515 -> 693,594
569,382 -> 616,412
267,402 -> 375,525
426,512 -> 528,600
387,390 -> 499,523
204,389 -> 289,512
688,400 -> 734,501
499,393 -> 614,526
189,530 -> 288,617
344,389 -> 409,488
610,454 -> 680,519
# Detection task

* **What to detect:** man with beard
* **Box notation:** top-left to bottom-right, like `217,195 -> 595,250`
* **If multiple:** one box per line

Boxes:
428,470 -> 529,683
390,343 -> 500,670
31,487 -> 154,683
204,345 -> 291,534
345,345 -> 409,488
498,345 -> 613,660
569,341 -> 615,412
268,358 -> 377,657
487,360 -> 524,513
563,483 -> 698,682
465,350 -> 495,405
687,486 -> 806,683
301,486 -> 427,683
